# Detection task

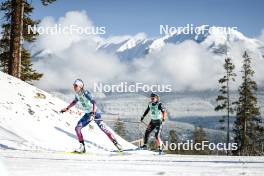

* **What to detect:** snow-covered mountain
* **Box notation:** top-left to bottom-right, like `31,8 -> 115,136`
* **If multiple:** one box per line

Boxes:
32,26 -> 264,62
97,27 -> 264,60
0,71 -> 135,152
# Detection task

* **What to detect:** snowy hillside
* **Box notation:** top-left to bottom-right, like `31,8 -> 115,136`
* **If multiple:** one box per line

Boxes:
0,71 -> 135,152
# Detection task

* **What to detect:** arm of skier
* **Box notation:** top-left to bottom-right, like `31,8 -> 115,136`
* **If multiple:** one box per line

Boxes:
60,98 -> 78,113
141,106 -> 150,122
159,103 -> 167,122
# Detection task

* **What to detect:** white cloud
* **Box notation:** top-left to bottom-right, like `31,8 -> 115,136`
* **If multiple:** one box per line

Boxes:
228,39 -> 264,89
259,29 -> 264,42
33,11 -> 102,53
34,39 -> 126,91
32,11 -> 126,91
127,41 -> 222,91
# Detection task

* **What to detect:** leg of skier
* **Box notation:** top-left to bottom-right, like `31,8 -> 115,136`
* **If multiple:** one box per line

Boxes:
95,113 -> 123,151
154,121 -> 163,154
141,120 -> 155,149
74,113 -> 91,153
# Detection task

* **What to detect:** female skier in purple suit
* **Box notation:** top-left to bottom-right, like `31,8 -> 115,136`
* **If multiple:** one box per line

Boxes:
60,79 -> 122,153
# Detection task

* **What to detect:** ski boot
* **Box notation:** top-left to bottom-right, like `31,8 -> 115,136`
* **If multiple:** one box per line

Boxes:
113,140 -> 123,152
74,143 -> 86,154
158,145 -> 164,155
139,144 -> 147,150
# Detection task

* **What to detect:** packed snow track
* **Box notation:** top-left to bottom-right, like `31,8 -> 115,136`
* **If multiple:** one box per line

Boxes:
1,149 -> 264,176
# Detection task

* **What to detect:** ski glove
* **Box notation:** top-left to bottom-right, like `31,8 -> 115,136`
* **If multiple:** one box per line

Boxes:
60,107 -> 69,113
90,113 -> 95,121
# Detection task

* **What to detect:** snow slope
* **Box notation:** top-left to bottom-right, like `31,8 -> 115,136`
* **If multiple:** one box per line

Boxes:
0,71 -> 135,152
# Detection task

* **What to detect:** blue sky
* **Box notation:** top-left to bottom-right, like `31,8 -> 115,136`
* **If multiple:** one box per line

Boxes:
1,0 -> 264,38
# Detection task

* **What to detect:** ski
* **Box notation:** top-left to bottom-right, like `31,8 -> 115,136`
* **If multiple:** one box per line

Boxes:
109,151 -> 132,156
110,147 -> 144,152
61,151 -> 92,155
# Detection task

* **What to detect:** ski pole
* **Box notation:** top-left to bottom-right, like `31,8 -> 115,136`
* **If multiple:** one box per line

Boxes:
141,120 -> 148,127
92,119 -> 141,124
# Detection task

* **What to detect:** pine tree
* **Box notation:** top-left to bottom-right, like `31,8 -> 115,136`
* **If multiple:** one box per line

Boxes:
7,0 -> 23,77
169,130 -> 178,144
114,118 -> 126,139
0,0 -> 43,81
0,23 -> 10,72
21,48 -> 43,81
233,51 -> 263,156
215,57 -> 236,154
168,129 -> 179,154
192,126 -> 209,155
1,0 -> 56,81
